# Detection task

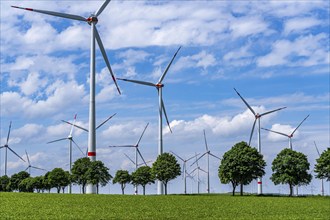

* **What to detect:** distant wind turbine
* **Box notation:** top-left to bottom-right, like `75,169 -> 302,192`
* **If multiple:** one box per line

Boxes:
191,130 -> 221,194
109,123 -> 149,195
47,114 -> 84,194
117,46 -> 181,194
24,150 -> 47,175
190,152 -> 207,194
234,88 -> 286,195
170,151 -> 197,194
261,115 -> 310,150
13,0 -> 121,194
0,121 -> 26,176
314,141 -> 324,196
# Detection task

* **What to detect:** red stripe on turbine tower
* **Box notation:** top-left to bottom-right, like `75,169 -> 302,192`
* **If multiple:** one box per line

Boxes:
258,181 -> 262,184
88,152 -> 96,156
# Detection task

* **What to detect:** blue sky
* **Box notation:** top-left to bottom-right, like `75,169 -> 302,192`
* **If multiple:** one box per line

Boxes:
1,0 -> 329,195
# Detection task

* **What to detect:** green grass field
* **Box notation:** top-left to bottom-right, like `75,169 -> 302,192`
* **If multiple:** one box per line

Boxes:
0,193 -> 329,219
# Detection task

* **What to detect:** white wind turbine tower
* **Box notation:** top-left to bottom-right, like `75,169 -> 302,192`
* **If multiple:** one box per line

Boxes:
0,121 -> 26,176
47,114 -> 85,194
190,152 -> 207,194
117,47 -> 181,194
108,123 -> 149,195
234,88 -> 286,195
261,115 -> 310,150
191,130 -> 221,194
170,151 -> 197,194
12,0 -> 121,194
314,141 -> 324,196
24,150 -> 47,175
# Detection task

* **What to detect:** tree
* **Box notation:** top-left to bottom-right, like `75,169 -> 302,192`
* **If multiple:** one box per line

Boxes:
8,171 -> 30,192
131,166 -> 155,195
271,148 -> 312,196
18,177 -> 35,192
218,141 -> 266,196
42,172 -> 52,193
48,168 -> 71,193
71,157 -> 92,194
113,170 -> 131,195
315,148 -> 330,181
33,176 -> 44,193
152,152 -> 181,195
0,175 -> 10,192
86,160 -> 112,194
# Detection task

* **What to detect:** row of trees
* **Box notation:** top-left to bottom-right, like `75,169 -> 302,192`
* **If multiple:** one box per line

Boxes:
0,153 -> 182,195
219,141 -> 329,196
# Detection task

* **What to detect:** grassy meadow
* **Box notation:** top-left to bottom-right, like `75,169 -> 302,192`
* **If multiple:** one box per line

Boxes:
0,192 -> 329,219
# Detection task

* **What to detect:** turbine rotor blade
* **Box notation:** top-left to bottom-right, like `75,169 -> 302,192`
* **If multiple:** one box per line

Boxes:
170,151 -> 184,162
124,153 -> 135,165
72,139 -> 85,156
209,152 -> 221,160
314,141 -> 320,156
261,128 -> 289,137
11,6 -> 86,22
7,146 -> 26,162
95,0 -> 111,17
162,99 -> 172,133
187,154 -> 198,162
6,121 -> 12,145
234,88 -> 256,115
249,119 -> 257,146
31,166 -> 47,171
25,150 -> 31,165
199,168 -> 208,173
62,120 -> 88,132
260,107 -> 286,117
136,123 -> 149,146
137,148 -> 147,166
108,145 -> 135,148
158,46 -> 182,84
96,113 -> 116,130
94,26 -> 121,95
117,78 -> 156,87
291,114 -> 310,136
47,138 -> 67,144
69,114 -> 77,137
191,152 -> 207,167
25,167 -> 29,172
203,130 -> 209,151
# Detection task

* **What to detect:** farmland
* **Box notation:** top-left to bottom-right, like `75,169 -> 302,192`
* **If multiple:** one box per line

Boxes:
0,193 -> 329,219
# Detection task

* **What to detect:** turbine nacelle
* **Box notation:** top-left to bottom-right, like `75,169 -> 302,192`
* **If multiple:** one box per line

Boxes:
87,16 -> 98,25
156,83 -> 164,88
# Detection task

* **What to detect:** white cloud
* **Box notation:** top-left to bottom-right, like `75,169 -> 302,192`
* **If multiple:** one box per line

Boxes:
284,17 -> 323,35
264,124 -> 295,142
173,51 -> 216,72
229,16 -> 272,38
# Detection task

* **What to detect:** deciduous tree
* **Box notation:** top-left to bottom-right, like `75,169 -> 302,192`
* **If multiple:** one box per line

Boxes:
113,170 -> 131,195
218,141 -> 266,196
315,148 -> 330,181
86,160 -> 112,194
131,166 -> 155,195
271,148 -> 312,196
71,157 -> 91,194
152,152 -> 181,195
48,168 -> 70,193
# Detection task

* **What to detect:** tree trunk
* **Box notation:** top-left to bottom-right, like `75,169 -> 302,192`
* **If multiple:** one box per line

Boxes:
57,187 -> 60,193
143,185 -> 146,195
82,184 -> 85,194
164,182 -> 167,195
289,184 -> 293,197
96,184 -> 99,194
121,184 -> 125,195
231,182 -> 236,196
240,184 -> 243,196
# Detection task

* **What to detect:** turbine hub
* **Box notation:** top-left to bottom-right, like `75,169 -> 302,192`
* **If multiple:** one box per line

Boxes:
156,83 -> 164,88
255,114 -> 260,119
87,16 -> 98,25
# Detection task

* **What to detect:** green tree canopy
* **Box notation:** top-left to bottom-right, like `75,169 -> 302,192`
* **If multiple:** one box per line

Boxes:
0,175 -> 10,192
315,148 -> 330,181
8,171 -> 30,192
42,172 -> 52,193
48,168 -> 71,193
71,157 -> 92,194
86,160 -> 112,194
152,152 -> 181,195
271,148 -> 312,196
33,176 -> 44,193
131,166 -> 155,195
218,141 -> 266,196
18,177 -> 35,192
113,170 -> 131,195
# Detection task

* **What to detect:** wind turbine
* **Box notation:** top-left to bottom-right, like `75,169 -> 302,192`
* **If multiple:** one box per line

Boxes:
191,130 -> 221,194
190,152 -> 207,194
234,88 -> 286,195
12,0 -> 121,194
108,123 -> 149,195
261,115 -> 310,150
24,150 -> 47,175
124,153 -> 152,167
117,46 -> 181,194
314,141 -> 324,196
47,114 -> 84,194
170,151 -> 197,194
0,121 -> 26,176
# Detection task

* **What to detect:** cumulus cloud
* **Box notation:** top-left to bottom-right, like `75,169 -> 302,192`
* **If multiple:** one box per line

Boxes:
264,124 -> 295,142
283,17 -> 323,35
